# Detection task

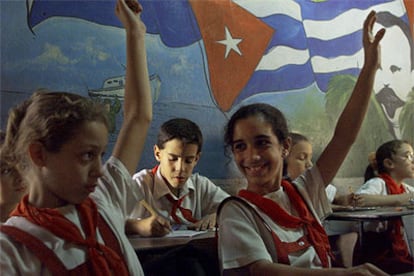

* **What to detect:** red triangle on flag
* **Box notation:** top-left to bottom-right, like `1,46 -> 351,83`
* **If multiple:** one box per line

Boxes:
403,0 -> 413,40
189,0 -> 274,111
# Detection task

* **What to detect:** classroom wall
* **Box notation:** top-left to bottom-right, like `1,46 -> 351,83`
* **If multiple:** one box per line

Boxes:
1,0 -> 413,183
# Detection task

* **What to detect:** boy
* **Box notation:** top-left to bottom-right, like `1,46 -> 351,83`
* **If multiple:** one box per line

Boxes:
126,118 -> 229,237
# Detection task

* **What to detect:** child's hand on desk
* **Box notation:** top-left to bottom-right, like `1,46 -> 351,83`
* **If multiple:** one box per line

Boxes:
334,193 -> 355,206
187,213 -> 216,231
353,193 -> 413,207
353,194 -> 372,207
125,216 -> 171,237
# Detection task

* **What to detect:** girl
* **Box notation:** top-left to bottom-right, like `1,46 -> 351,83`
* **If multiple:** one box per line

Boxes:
217,11 -> 387,275
0,0 -> 151,274
355,139 -> 414,273
0,131 -> 26,222
357,140 -> 414,206
286,132 -> 358,268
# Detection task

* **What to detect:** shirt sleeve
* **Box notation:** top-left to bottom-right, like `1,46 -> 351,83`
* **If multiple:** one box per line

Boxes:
294,166 -> 332,220
218,199 -> 273,270
194,174 -> 230,216
91,156 -> 144,220
128,169 -> 153,219
356,177 -> 387,195
403,183 -> 414,193
325,184 -> 337,203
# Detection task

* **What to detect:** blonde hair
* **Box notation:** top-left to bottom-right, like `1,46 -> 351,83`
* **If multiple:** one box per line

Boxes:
5,90 -> 109,171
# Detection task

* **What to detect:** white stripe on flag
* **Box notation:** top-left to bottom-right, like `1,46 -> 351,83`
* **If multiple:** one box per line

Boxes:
304,0 -> 406,40
311,48 -> 364,73
234,0 -> 302,21
257,46 -> 310,71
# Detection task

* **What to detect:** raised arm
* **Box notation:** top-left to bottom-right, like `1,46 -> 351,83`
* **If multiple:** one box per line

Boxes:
316,11 -> 385,185
112,0 -> 152,174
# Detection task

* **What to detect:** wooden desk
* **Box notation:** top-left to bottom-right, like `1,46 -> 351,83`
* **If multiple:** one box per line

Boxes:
128,231 -> 219,275
128,231 -> 215,252
327,206 -> 414,221
326,206 -> 414,254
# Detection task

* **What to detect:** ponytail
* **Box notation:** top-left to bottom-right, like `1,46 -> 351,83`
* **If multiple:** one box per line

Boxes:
3,96 -> 33,168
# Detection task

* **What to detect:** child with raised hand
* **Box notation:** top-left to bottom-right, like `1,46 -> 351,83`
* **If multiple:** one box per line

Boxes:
217,11 -> 388,275
0,131 -> 27,223
0,0 -> 151,274
126,118 -> 229,237
354,139 -> 414,273
286,132 -> 358,268
357,140 -> 414,206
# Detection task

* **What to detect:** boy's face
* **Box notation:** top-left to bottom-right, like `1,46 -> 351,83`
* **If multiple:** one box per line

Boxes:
154,138 -> 200,191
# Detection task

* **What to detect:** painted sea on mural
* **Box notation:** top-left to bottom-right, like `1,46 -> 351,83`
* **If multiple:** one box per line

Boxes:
1,0 -> 413,179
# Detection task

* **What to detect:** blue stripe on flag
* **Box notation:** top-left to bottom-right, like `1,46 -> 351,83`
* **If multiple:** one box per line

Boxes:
300,0 -> 395,20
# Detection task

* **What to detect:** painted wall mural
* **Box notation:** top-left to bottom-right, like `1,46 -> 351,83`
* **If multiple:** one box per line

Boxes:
1,0 -> 413,180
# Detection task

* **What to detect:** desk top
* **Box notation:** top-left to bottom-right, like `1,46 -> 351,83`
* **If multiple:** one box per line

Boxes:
128,231 -> 215,251
327,206 -> 414,221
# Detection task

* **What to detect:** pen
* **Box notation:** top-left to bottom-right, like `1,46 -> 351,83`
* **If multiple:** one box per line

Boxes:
171,224 -> 181,231
140,200 -> 173,232
348,186 -> 356,208
140,199 -> 158,217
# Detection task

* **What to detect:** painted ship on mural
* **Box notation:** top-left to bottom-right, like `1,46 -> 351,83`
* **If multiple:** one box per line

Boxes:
88,74 -> 161,102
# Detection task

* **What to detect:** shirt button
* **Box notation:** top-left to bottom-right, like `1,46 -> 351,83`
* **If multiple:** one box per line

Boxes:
298,241 -> 305,246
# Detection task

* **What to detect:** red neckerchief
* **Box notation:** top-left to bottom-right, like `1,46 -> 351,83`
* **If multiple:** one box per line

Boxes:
11,195 -> 129,276
151,166 -> 198,224
238,180 -> 332,267
379,173 -> 414,263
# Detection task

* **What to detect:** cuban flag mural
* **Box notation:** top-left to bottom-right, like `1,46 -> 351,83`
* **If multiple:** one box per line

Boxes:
1,0 -> 413,180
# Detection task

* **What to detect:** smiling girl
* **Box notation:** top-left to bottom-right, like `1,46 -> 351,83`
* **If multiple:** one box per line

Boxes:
217,11 -> 387,276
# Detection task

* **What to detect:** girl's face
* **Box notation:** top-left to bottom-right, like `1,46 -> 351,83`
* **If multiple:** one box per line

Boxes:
286,141 -> 313,180
389,143 -> 414,181
0,162 -> 26,204
231,115 -> 288,195
29,121 -> 108,208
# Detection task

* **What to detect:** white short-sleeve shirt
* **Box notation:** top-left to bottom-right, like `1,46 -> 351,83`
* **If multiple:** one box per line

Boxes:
218,166 -> 332,272
129,167 -> 229,224
0,157 -> 144,276
356,177 -> 414,233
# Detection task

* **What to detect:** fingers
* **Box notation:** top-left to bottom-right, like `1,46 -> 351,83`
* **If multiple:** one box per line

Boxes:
365,10 -> 376,32
151,217 -> 171,236
373,28 -> 386,44
363,10 -> 376,43
363,10 -> 385,45
188,219 -> 211,231
115,0 -> 143,23
156,216 -> 172,230
125,0 -> 142,14
199,221 -> 210,231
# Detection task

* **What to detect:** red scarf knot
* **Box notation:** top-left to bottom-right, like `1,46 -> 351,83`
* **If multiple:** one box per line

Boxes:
151,165 -> 198,224
165,193 -> 198,224
11,195 -> 129,275
238,180 -> 332,267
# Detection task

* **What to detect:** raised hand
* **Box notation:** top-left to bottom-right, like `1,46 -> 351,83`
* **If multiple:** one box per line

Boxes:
115,0 -> 146,36
363,11 -> 385,70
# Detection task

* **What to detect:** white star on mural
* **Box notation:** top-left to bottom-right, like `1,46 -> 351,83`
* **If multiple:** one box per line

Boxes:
216,26 -> 242,59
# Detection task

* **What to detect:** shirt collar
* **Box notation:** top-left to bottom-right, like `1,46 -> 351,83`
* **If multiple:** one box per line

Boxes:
152,166 -> 195,200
